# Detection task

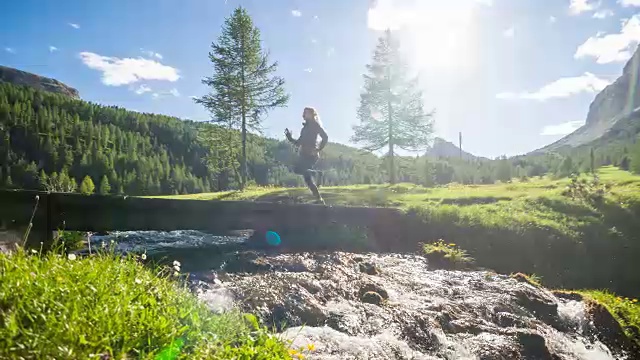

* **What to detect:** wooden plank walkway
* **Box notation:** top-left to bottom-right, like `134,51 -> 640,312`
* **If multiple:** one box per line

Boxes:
0,189 -> 408,245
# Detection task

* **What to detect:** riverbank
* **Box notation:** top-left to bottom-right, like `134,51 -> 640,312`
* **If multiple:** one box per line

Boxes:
152,166 -> 640,298
0,246 -> 293,359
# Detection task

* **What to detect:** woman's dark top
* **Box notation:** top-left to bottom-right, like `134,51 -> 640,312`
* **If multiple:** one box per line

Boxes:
287,121 -> 328,156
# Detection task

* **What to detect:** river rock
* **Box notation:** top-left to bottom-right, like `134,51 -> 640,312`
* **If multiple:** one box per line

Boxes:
358,282 -> 388,301
361,291 -> 384,305
359,261 -> 380,275
585,299 -> 640,357
516,331 -> 559,360
514,285 -> 559,324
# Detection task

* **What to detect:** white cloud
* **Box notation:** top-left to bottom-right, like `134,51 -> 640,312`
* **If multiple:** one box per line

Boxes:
540,120 -> 585,136
496,72 -> 611,101
68,22 -> 80,29
303,68 -> 313,73
367,0 -> 491,71
291,10 -> 302,17
619,0 -> 640,7
569,0 -> 599,15
79,52 -> 180,86
575,15 -> 640,64
5,47 -> 15,54
151,88 -> 180,99
593,9 -> 614,19
503,26 -> 515,38
141,48 -> 163,59
134,84 -> 152,95
311,38 -> 318,44
49,46 -> 58,53
313,15 -> 319,20
549,16 -> 557,23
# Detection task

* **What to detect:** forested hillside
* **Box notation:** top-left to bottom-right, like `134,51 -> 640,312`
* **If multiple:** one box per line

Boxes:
0,82 -> 389,195
2,80 -> 639,196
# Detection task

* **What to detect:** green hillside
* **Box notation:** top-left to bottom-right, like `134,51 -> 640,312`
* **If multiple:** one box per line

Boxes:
0,82 -> 386,195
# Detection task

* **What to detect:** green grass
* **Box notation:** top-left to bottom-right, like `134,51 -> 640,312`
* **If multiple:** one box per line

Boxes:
0,246 -> 293,359
421,239 -> 474,269
578,290 -> 640,347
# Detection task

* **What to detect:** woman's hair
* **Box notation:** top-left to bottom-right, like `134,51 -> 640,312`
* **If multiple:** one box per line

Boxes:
304,107 -> 322,126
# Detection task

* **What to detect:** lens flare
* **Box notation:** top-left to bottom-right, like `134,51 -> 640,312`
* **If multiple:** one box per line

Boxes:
266,231 -> 281,246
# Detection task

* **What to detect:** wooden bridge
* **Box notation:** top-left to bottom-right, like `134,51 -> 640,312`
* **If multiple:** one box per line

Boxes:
0,189 -> 416,250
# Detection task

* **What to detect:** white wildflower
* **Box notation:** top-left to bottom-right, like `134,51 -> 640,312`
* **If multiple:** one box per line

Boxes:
68,253 -> 77,260
141,253 -> 147,260
135,278 -> 142,285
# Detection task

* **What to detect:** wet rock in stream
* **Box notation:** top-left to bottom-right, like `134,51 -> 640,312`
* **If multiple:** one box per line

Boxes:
191,251 -> 634,359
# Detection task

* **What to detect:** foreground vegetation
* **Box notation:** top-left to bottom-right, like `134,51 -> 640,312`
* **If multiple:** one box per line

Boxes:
579,290 -> 640,347
0,246 -> 292,359
155,166 -> 640,298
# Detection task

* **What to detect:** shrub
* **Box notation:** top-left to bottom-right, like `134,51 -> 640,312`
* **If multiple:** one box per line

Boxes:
510,272 -> 543,287
422,239 -> 474,269
561,173 -> 610,205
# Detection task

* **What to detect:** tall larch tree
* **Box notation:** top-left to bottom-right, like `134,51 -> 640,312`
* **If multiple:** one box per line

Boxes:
195,6 -> 289,190
351,29 -> 434,184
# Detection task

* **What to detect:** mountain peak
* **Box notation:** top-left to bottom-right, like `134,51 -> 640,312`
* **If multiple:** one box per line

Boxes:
426,137 -> 482,160
0,66 -> 79,99
536,44 -> 640,153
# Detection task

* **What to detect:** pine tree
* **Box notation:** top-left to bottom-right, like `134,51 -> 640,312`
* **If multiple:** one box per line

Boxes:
195,6 -> 289,190
99,175 -> 111,195
621,156 -> 631,171
38,169 -> 48,190
423,157 -> 435,187
80,175 -> 95,195
496,158 -> 512,183
351,29 -> 434,184
558,156 -> 575,177
630,139 -> 640,173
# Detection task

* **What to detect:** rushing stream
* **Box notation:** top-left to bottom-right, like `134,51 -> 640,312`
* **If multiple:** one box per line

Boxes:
89,230 -> 636,360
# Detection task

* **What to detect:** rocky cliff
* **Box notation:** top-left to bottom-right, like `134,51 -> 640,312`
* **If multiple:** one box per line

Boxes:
0,66 -> 79,99
426,137 -> 484,161
539,46 -> 640,152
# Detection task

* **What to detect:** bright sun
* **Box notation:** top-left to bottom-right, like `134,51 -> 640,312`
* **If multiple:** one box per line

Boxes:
368,0 -> 485,74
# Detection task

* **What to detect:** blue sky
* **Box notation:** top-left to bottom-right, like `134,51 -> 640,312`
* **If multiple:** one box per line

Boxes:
2,0 -> 640,158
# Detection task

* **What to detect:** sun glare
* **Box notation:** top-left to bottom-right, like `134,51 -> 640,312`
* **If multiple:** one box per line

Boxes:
368,0 -> 485,74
